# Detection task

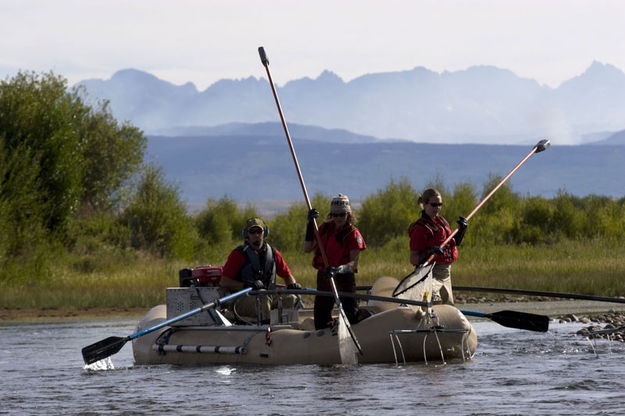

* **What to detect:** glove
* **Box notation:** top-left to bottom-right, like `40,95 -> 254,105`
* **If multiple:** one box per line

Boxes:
324,266 -> 340,279
455,216 -> 468,246
418,246 -> 443,265
324,264 -> 353,279
305,208 -> 319,242
307,208 -> 319,222
287,282 -> 302,290
246,280 -> 265,290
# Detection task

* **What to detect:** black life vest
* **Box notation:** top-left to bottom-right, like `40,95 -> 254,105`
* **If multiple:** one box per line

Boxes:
236,243 -> 277,289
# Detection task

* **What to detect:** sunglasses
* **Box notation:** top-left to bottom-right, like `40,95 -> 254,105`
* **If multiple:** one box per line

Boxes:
429,202 -> 443,207
331,212 -> 347,218
248,228 -> 263,235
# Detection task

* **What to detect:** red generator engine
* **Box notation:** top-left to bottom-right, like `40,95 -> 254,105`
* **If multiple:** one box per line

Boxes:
179,265 -> 223,287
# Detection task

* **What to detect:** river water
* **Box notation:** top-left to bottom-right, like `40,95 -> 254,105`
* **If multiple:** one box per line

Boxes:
1,317 -> 624,416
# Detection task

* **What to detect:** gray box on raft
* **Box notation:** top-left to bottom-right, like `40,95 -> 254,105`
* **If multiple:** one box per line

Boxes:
166,287 -> 302,326
166,287 -> 222,326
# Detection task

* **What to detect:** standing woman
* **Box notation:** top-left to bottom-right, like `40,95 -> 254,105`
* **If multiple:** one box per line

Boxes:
304,194 -> 367,330
408,188 -> 468,305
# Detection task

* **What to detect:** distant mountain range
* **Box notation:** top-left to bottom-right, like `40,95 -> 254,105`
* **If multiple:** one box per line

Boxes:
78,61 -> 625,145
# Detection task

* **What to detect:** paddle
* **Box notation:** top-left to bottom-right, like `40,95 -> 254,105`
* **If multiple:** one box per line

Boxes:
461,309 -> 550,332
454,286 -> 625,304
82,288 -> 252,365
393,139 -> 551,297
258,46 -> 362,362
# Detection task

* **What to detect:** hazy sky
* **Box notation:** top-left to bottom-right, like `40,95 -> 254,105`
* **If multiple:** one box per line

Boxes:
1,0 -> 624,90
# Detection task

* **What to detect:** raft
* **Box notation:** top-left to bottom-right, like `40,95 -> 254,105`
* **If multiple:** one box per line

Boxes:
131,277 -> 477,365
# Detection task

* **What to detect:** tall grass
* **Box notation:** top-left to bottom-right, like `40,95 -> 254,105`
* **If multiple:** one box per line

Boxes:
2,238 -> 624,311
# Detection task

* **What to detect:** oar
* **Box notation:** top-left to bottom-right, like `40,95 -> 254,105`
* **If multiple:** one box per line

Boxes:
393,139 -> 551,297
454,286 -> 625,304
81,288 -> 252,365
258,46 -> 362,362
461,309 -> 549,332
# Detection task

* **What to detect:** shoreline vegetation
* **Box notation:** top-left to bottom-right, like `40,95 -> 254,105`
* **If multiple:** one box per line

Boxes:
3,239 -> 625,324
2,72 -> 625,325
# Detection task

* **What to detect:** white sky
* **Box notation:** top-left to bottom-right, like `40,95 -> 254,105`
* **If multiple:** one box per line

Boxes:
1,0 -> 624,90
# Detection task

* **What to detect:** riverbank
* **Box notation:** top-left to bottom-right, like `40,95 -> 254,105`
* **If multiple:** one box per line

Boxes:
4,296 -> 625,325
0,307 -> 148,325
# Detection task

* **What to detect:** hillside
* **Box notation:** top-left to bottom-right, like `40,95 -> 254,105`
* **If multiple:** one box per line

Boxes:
146,134 -> 625,209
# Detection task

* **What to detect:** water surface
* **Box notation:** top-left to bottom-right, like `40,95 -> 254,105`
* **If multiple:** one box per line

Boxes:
1,317 -> 624,415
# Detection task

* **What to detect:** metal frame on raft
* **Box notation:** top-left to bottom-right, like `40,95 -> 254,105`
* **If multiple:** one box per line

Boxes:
389,327 -> 472,367
581,326 -> 625,358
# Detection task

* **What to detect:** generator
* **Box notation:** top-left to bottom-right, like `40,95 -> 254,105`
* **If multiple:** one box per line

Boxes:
178,265 -> 223,287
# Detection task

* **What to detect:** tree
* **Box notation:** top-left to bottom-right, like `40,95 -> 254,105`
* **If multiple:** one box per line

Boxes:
0,71 -> 147,235
77,100 -> 146,212
0,72 -> 85,231
358,179 -> 419,247
120,164 -> 197,259
195,196 -> 257,246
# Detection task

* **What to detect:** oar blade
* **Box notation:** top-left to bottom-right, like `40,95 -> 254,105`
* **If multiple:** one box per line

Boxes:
490,310 -> 550,332
337,308 -> 360,364
82,336 -> 129,365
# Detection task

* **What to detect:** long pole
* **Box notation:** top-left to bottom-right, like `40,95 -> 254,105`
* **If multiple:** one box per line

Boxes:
394,139 -> 550,297
258,46 -> 362,358
454,286 -> 625,304
425,139 -> 550,265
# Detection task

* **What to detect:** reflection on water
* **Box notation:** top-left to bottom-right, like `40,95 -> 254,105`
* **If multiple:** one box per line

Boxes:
1,318 -> 625,415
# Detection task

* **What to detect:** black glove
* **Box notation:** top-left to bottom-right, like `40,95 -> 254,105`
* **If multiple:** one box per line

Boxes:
307,208 -> 319,222
455,216 -> 468,246
324,266 -> 340,279
246,280 -> 265,290
305,208 -> 319,242
287,282 -> 302,290
418,246 -> 443,265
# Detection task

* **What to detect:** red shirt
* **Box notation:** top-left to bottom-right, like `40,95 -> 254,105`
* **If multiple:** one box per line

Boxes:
313,222 -> 366,270
222,244 -> 292,281
409,213 -> 458,264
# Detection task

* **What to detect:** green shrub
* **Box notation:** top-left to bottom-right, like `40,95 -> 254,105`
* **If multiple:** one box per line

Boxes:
120,164 -> 197,260
195,196 -> 258,246
358,178 -> 419,247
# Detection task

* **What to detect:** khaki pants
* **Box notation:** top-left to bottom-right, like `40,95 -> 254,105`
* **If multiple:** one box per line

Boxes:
432,263 -> 454,305
233,293 -> 299,322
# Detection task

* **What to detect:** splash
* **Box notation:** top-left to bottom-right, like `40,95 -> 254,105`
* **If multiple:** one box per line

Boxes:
83,357 -> 115,371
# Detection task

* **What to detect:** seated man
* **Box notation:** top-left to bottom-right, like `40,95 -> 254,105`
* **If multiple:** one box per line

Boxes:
220,217 -> 301,324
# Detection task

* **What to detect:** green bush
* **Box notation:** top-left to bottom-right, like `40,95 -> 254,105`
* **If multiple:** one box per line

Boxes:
269,194 -> 330,252
359,178 -> 419,247
195,196 -> 258,246
120,164 -> 197,260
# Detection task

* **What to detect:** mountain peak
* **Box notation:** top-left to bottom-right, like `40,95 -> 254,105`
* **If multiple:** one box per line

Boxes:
580,60 -> 625,80
316,70 -> 344,83
111,68 -> 159,82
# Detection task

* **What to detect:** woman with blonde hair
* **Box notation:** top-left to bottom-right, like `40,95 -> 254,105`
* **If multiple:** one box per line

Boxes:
408,188 -> 467,304
304,194 -> 367,330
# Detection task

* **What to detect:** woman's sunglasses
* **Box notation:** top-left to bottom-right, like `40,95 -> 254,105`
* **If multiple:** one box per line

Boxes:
331,212 -> 347,218
429,202 -> 443,207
